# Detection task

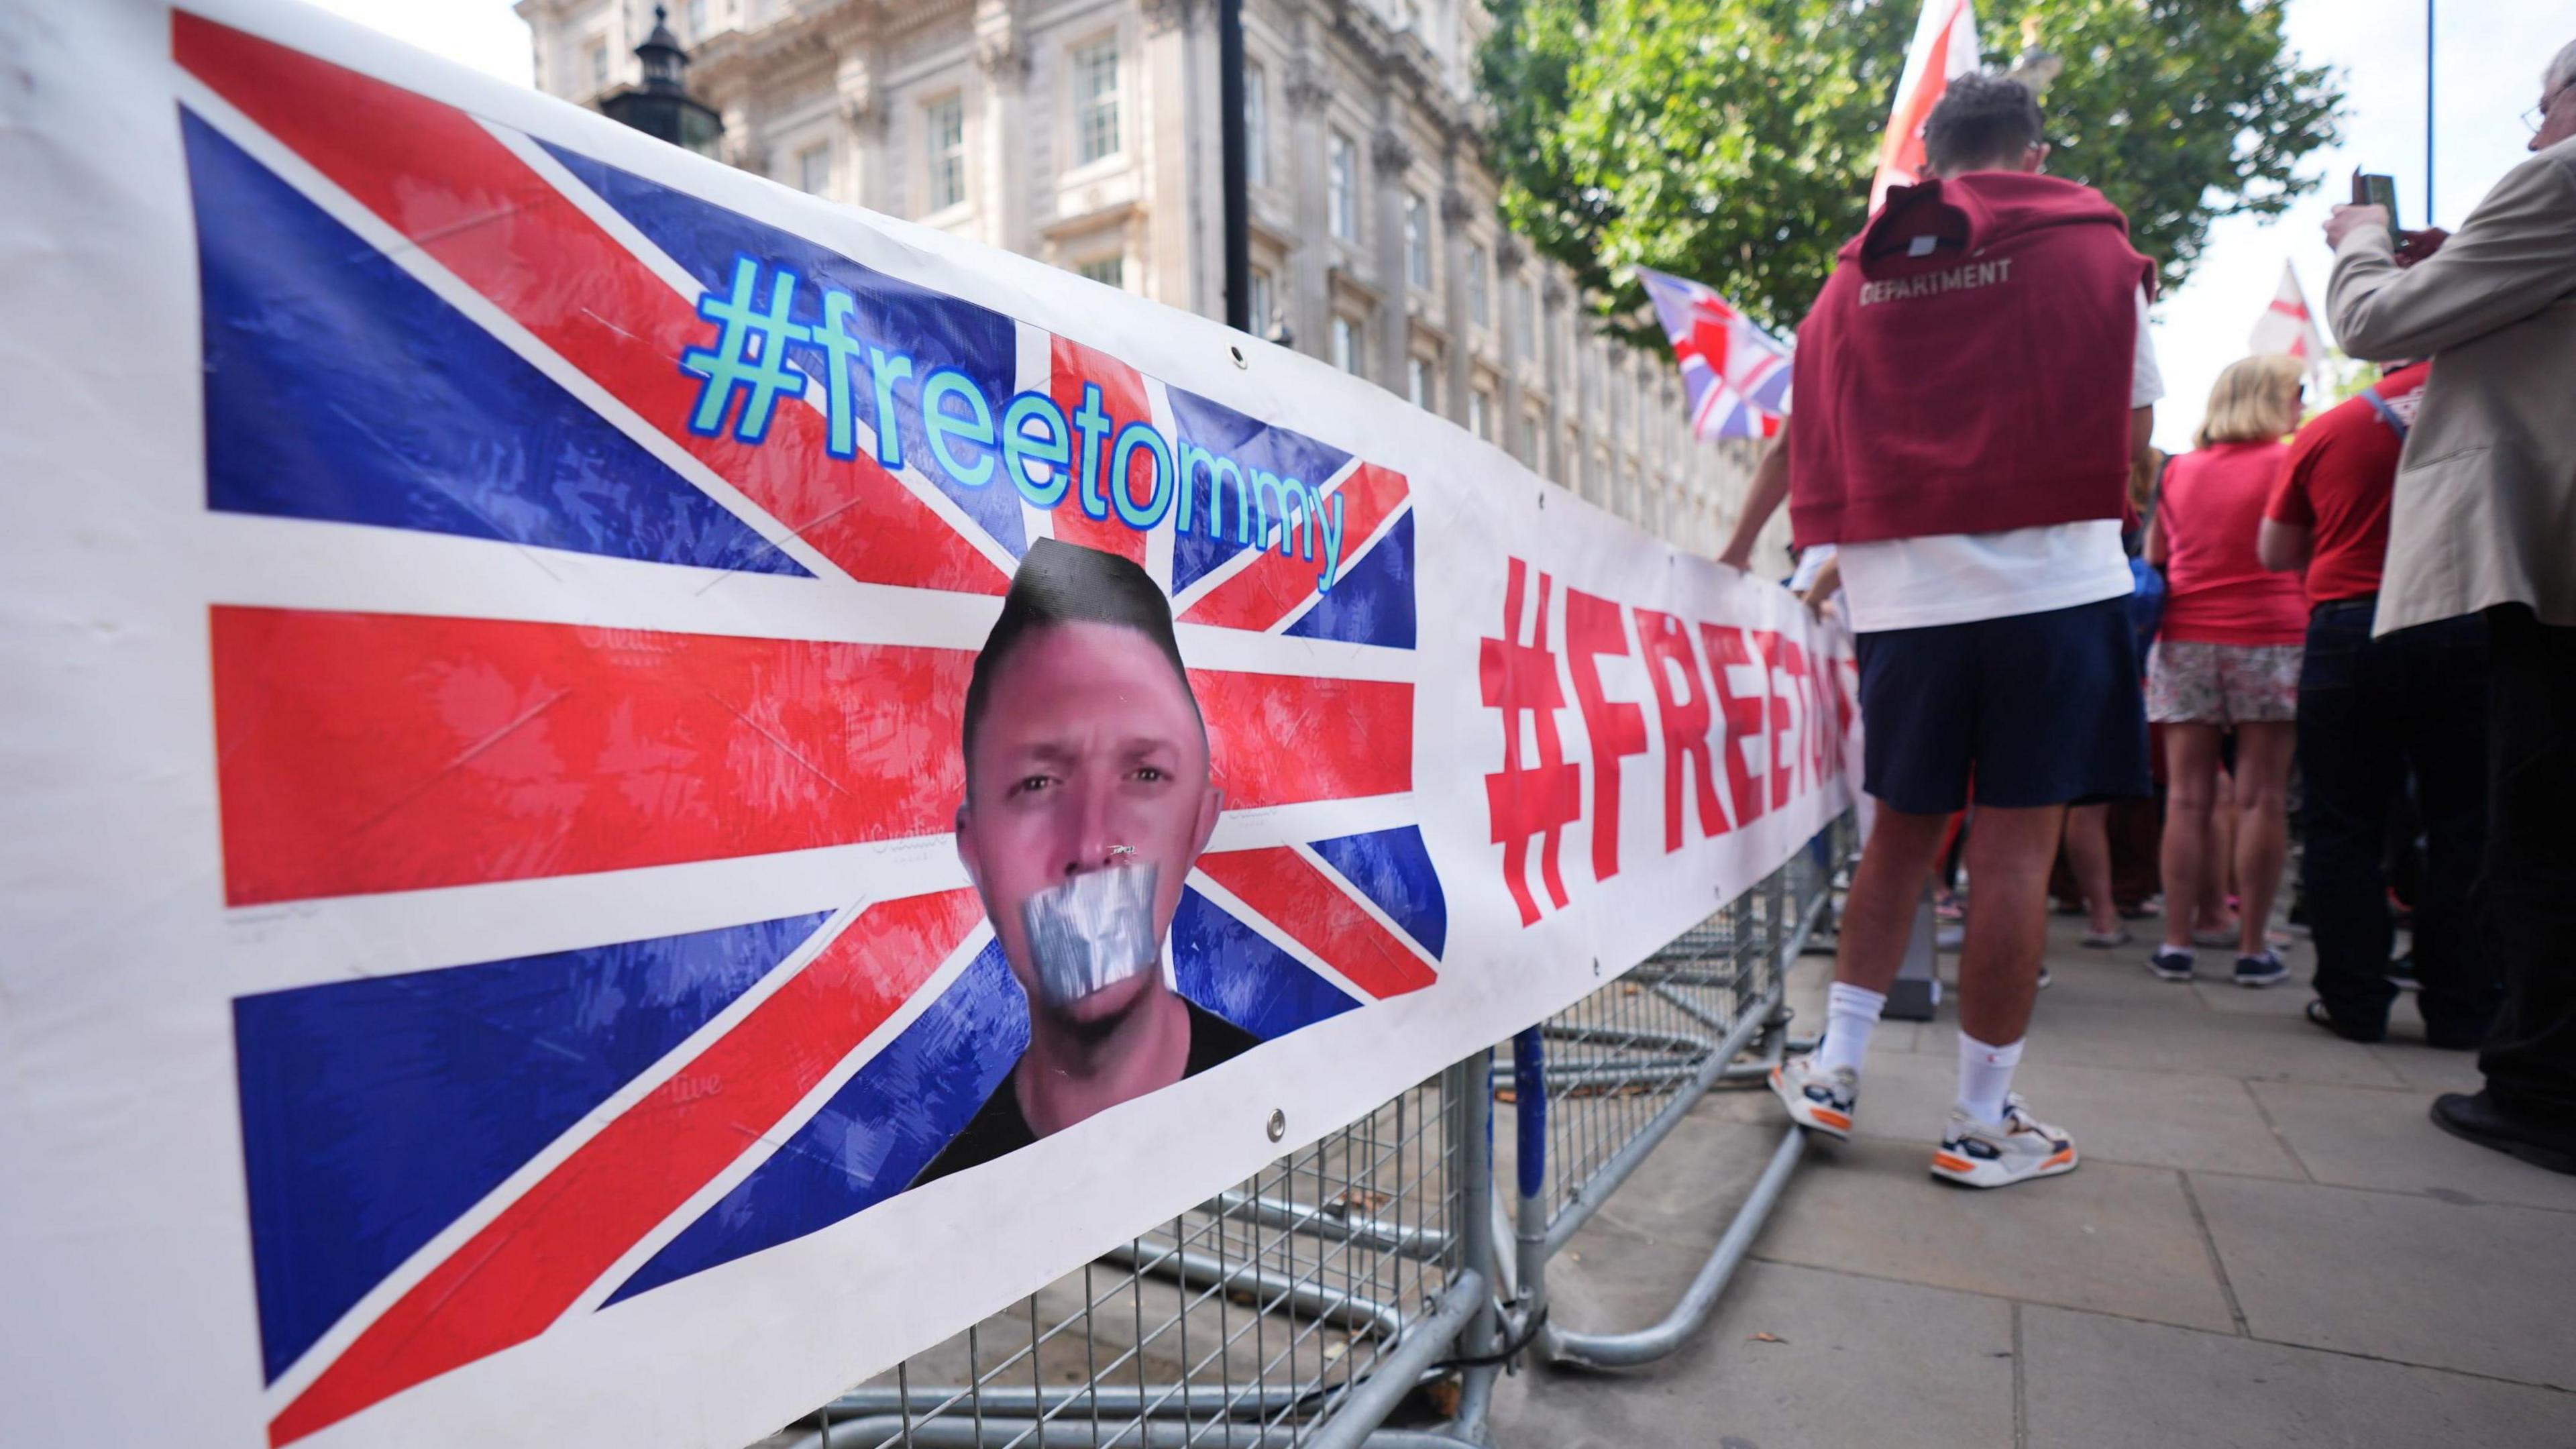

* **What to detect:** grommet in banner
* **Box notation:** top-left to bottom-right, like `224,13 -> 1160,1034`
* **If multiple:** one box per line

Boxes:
1266,1108 -> 1287,1142
1229,343 -> 1248,369
1591,957 -> 1601,977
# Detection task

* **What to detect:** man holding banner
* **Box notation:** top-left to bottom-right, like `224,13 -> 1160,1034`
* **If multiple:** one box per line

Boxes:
1766,74 -> 2161,1188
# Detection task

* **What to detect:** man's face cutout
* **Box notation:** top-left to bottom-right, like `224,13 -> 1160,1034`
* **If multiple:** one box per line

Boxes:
957,621 -> 1224,1026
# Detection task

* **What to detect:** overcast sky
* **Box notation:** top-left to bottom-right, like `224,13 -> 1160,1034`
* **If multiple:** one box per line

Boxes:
299,0 -> 2563,450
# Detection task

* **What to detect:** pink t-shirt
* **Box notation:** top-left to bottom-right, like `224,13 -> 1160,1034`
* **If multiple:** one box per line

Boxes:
2158,441 -> 2308,646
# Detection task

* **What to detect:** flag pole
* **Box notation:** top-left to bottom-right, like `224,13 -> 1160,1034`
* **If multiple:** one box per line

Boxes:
2426,0 -> 2436,228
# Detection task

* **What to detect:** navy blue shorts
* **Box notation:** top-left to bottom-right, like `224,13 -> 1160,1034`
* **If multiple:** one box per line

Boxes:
1856,595 -> 2151,816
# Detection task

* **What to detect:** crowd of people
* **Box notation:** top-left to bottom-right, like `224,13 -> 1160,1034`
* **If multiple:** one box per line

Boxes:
1722,48 -> 2576,1185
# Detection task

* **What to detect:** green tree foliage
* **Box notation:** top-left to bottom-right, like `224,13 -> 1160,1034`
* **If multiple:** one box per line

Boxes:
1483,0 -> 2342,345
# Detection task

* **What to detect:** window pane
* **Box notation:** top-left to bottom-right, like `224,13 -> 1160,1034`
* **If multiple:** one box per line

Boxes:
1407,356 -> 1432,409
587,40 -> 608,88
926,96 -> 966,211
1075,39 -> 1121,164
798,144 -> 830,195
1404,195 -> 1428,288
1328,133 -> 1356,241
1470,389 -> 1490,439
1245,62 -> 1269,187
685,0 -> 706,36
1331,316 -> 1360,374
1249,268 -> 1274,333
1469,246 -> 1489,326
1078,255 -> 1125,288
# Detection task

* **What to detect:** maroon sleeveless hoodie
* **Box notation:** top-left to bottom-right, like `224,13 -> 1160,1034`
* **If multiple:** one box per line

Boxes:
1788,172 -> 2155,548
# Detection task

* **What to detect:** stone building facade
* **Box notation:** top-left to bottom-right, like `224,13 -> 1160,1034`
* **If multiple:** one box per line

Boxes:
518,0 -> 1781,558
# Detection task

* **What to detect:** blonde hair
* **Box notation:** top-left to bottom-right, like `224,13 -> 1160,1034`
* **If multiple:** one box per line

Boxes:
2196,355 -> 2305,447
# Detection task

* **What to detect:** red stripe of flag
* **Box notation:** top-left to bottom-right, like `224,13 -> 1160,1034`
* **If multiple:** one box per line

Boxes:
174,11 -> 1008,596
1045,336 -> 1154,566
1180,463 -> 1409,634
266,888 -> 987,1446
1191,669 -> 1412,810
1193,847 -> 1437,999
209,606 -> 971,904
210,610 -> 1412,903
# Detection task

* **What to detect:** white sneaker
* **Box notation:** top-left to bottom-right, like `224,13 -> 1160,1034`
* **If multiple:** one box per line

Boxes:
1769,1055 -> 1858,1139
1930,1094 -> 2078,1189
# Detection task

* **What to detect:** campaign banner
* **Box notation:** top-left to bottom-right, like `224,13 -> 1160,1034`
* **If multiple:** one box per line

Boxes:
0,5 -> 1854,1447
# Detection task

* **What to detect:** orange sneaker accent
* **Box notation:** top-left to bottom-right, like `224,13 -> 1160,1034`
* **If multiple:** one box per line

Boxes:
1931,1151 -> 1977,1174
1809,1106 -> 1852,1131
2043,1147 -> 2075,1168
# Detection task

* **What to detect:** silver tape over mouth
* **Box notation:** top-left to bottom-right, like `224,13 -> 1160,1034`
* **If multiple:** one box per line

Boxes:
1022,862 -> 1160,1008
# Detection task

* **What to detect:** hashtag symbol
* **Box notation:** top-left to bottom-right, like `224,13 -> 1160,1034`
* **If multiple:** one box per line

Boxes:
680,256 -> 811,444
1483,557 -> 1582,926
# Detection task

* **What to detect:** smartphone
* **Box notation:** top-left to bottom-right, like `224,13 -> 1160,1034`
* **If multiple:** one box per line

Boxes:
2351,170 -> 2400,223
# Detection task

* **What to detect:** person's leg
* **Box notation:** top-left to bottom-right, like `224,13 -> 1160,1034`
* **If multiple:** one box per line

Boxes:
2159,724 -> 2222,955
2230,722 -> 2297,958
2466,608 -> 2576,1134
2062,802 -> 2119,938
2397,615 -> 2497,1046
1829,806 -> 1952,999
1957,804 -> 2067,1051
2298,604 -> 2400,1034
2202,761 -> 2239,938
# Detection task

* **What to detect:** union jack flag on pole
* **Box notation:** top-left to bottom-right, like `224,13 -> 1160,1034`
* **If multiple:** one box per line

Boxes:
1637,266 -> 1794,442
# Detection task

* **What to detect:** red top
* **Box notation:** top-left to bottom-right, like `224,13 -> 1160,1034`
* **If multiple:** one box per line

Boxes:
2264,362 -> 2431,604
2159,441 -> 2309,645
1788,172 -> 2157,547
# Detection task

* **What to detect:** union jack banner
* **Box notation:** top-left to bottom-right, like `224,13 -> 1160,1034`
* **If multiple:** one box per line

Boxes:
1636,266 -> 1794,442
174,13 -> 1440,1443
5,8 -> 1856,1448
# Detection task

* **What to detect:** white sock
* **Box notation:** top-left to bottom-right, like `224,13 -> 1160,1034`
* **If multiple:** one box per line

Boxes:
1817,982 -> 1886,1077
1956,1033 -> 2025,1128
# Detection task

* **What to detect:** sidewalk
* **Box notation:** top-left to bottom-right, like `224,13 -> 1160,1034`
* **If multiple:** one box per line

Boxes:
1492,914 -> 2576,1447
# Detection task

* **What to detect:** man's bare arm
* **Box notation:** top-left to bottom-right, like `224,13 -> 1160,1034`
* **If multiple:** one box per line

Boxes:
2131,406 -> 2155,472
1717,417 -> 1791,571
2257,517 -> 2313,574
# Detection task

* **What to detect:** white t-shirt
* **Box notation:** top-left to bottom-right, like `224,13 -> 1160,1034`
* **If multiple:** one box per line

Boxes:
1837,288 -> 2163,633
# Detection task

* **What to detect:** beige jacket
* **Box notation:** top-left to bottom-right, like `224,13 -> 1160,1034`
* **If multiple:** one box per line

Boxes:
2328,136 -> 2576,635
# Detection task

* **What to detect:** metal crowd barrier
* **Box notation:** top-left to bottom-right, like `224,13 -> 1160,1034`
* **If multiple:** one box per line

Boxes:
767,815 -> 1853,1449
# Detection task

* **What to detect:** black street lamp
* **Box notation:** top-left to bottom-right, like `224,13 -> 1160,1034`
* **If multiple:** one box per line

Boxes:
598,5 -> 722,158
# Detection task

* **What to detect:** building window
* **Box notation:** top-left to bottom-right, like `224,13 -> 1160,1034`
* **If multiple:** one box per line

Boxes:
925,95 -> 966,212
1073,37 -> 1122,165
586,38 -> 609,89
798,144 -> 831,196
1404,194 -> 1430,289
1077,254 -> 1126,289
1518,411 -> 1540,461
1244,61 -> 1269,187
1328,131 -> 1358,241
1515,280 -> 1535,358
1470,388 -> 1491,440
684,0 -> 707,36
1331,315 -> 1361,375
1248,267 -> 1275,335
1407,355 -> 1434,410
1468,245 -> 1490,327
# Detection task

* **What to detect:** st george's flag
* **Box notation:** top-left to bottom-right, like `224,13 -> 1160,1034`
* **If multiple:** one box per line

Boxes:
2247,259 -> 2329,375
1871,0 -> 1982,212
1637,266 -> 1793,441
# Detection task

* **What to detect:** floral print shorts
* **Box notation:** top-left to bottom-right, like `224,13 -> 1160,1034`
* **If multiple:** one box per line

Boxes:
2145,641 -> 2302,725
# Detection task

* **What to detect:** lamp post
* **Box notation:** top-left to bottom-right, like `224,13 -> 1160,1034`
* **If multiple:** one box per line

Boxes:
598,6 -> 722,158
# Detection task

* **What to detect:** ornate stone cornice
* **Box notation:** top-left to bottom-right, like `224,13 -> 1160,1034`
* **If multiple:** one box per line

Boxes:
1142,0 -> 1193,36
1284,56 -> 1332,115
975,34 -> 1028,84
838,95 -> 887,138
1542,276 -> 1568,309
1496,234 -> 1527,272
1369,127 -> 1415,176
1438,185 -> 1474,227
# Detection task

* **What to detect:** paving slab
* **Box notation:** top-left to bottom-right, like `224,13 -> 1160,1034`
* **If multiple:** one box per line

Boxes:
1825,1050 -> 2302,1181
2245,1079 -> 2576,1211
2188,973 -> 2318,1016
2365,1035 -> 2491,1093
2021,1303 -> 2576,1449
1491,1260 -> 2014,1449
1751,1137 -> 2237,1332
2191,1171 -> 2576,1389
2003,1002 -> 2407,1087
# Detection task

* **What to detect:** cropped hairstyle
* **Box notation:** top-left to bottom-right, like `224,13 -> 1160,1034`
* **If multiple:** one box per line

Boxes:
961,539 -> 1203,778
1923,74 -> 2045,176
